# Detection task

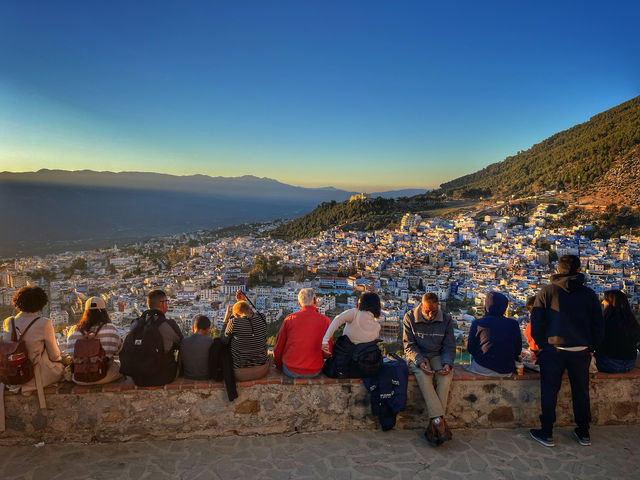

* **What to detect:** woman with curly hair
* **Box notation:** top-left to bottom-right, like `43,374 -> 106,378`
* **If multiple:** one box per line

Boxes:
67,296 -> 123,384
3,286 -> 64,392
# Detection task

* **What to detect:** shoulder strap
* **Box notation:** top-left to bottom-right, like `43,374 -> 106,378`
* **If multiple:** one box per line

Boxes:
83,322 -> 105,338
9,317 -> 17,342
17,316 -> 40,340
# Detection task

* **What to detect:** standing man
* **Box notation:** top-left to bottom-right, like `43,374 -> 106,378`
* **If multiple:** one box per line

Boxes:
530,255 -> 604,447
403,293 -> 456,446
273,288 -> 332,378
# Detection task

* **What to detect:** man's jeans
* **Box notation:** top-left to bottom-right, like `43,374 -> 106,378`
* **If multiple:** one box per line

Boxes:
538,347 -> 591,436
282,364 -> 321,379
594,353 -> 636,373
408,356 -> 453,419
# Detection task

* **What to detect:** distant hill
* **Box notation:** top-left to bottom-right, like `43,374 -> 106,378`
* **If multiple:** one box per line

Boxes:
269,194 -> 444,241
440,95 -> 640,204
0,170 -> 425,256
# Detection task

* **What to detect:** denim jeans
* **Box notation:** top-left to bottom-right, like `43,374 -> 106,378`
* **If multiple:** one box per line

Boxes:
594,353 -> 636,373
282,364 -> 322,379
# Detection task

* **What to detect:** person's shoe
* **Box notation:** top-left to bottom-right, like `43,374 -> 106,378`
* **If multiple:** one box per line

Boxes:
424,420 -> 444,446
432,417 -> 448,443
572,428 -> 591,446
529,429 -> 554,447
438,417 -> 453,443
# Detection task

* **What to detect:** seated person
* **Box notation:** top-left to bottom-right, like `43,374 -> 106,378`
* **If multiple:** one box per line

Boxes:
273,288 -> 332,378
119,289 -> 183,386
595,289 -> 640,373
403,293 -> 455,446
67,296 -> 123,385
466,291 -> 522,377
321,292 -> 382,353
180,315 -> 214,380
223,298 -> 269,382
523,296 -> 539,361
3,286 -> 64,393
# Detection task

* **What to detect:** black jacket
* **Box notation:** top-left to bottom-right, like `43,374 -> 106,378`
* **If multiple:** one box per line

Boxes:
597,306 -> 640,360
531,273 -> 604,350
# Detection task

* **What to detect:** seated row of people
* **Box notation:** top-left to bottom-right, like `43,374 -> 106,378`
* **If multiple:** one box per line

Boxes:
3,284 -> 639,391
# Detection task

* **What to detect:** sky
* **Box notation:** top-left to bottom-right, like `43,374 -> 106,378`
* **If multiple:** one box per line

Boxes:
1,1 -> 639,192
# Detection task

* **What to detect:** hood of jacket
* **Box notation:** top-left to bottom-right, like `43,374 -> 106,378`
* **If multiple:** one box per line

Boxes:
484,292 -> 508,316
550,273 -> 585,293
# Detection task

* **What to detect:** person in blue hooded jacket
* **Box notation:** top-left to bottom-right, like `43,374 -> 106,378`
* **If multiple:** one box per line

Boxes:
466,292 -> 522,377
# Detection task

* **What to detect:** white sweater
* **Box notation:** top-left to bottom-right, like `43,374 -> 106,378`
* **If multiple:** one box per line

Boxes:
322,308 -> 381,345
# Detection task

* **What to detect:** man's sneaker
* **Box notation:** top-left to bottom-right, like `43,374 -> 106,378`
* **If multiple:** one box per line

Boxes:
529,429 -> 554,447
572,428 -> 591,446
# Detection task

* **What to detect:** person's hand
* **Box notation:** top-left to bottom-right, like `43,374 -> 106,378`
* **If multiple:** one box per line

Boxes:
437,364 -> 451,375
224,304 -> 233,321
235,290 -> 246,301
419,361 -> 434,374
322,343 -> 331,355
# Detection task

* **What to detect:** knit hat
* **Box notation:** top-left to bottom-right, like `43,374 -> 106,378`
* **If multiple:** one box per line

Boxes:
85,296 -> 107,310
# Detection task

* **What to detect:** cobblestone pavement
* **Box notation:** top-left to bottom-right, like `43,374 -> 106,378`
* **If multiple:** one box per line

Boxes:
2,426 -> 639,479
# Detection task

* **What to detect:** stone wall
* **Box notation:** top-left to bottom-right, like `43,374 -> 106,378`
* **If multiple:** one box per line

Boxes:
2,366 -> 639,445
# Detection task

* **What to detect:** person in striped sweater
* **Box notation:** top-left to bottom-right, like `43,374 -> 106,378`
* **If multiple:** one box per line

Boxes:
222,297 -> 269,382
67,297 -> 123,385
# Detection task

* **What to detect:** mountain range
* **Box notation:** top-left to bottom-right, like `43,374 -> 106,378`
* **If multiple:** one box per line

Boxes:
0,171 -> 425,257
3,94 -> 639,256
440,95 -> 640,204
270,95 -> 640,240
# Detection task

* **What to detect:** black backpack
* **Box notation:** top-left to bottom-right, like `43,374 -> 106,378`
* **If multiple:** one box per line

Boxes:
120,311 -> 179,386
352,341 -> 383,378
322,335 -> 383,379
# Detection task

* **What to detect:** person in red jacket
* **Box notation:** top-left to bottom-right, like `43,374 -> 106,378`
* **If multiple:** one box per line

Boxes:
273,288 -> 333,378
524,296 -> 539,361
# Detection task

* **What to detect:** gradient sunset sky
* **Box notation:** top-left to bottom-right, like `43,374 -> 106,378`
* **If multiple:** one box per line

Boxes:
1,1 -> 638,192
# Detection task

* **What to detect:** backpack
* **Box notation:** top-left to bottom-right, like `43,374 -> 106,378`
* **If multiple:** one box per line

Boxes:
72,324 -> 109,383
119,311 -> 179,387
322,336 -> 383,379
352,340 -> 383,378
0,316 -> 39,385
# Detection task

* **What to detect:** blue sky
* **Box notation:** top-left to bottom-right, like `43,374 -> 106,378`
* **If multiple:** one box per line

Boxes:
1,1 -> 638,191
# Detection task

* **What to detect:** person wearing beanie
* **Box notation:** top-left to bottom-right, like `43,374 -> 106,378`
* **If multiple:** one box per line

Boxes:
466,292 -> 522,377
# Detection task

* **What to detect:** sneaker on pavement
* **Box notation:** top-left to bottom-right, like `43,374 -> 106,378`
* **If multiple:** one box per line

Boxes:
529,429 -> 554,447
572,428 -> 591,446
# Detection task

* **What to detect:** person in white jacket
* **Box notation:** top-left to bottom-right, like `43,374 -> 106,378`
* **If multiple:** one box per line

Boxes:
322,292 -> 382,353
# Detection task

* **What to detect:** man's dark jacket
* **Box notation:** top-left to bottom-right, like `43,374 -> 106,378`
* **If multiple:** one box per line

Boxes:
467,292 -> 522,374
531,273 -> 604,350
402,305 -> 456,367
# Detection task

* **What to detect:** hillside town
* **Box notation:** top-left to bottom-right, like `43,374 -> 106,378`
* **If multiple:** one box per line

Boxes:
2,204 -> 639,354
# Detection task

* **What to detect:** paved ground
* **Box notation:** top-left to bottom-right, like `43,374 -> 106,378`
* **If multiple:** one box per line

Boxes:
2,426 -> 639,479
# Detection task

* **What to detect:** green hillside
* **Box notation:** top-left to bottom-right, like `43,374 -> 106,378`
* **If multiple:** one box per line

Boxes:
440,95 -> 640,197
269,194 -> 445,241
